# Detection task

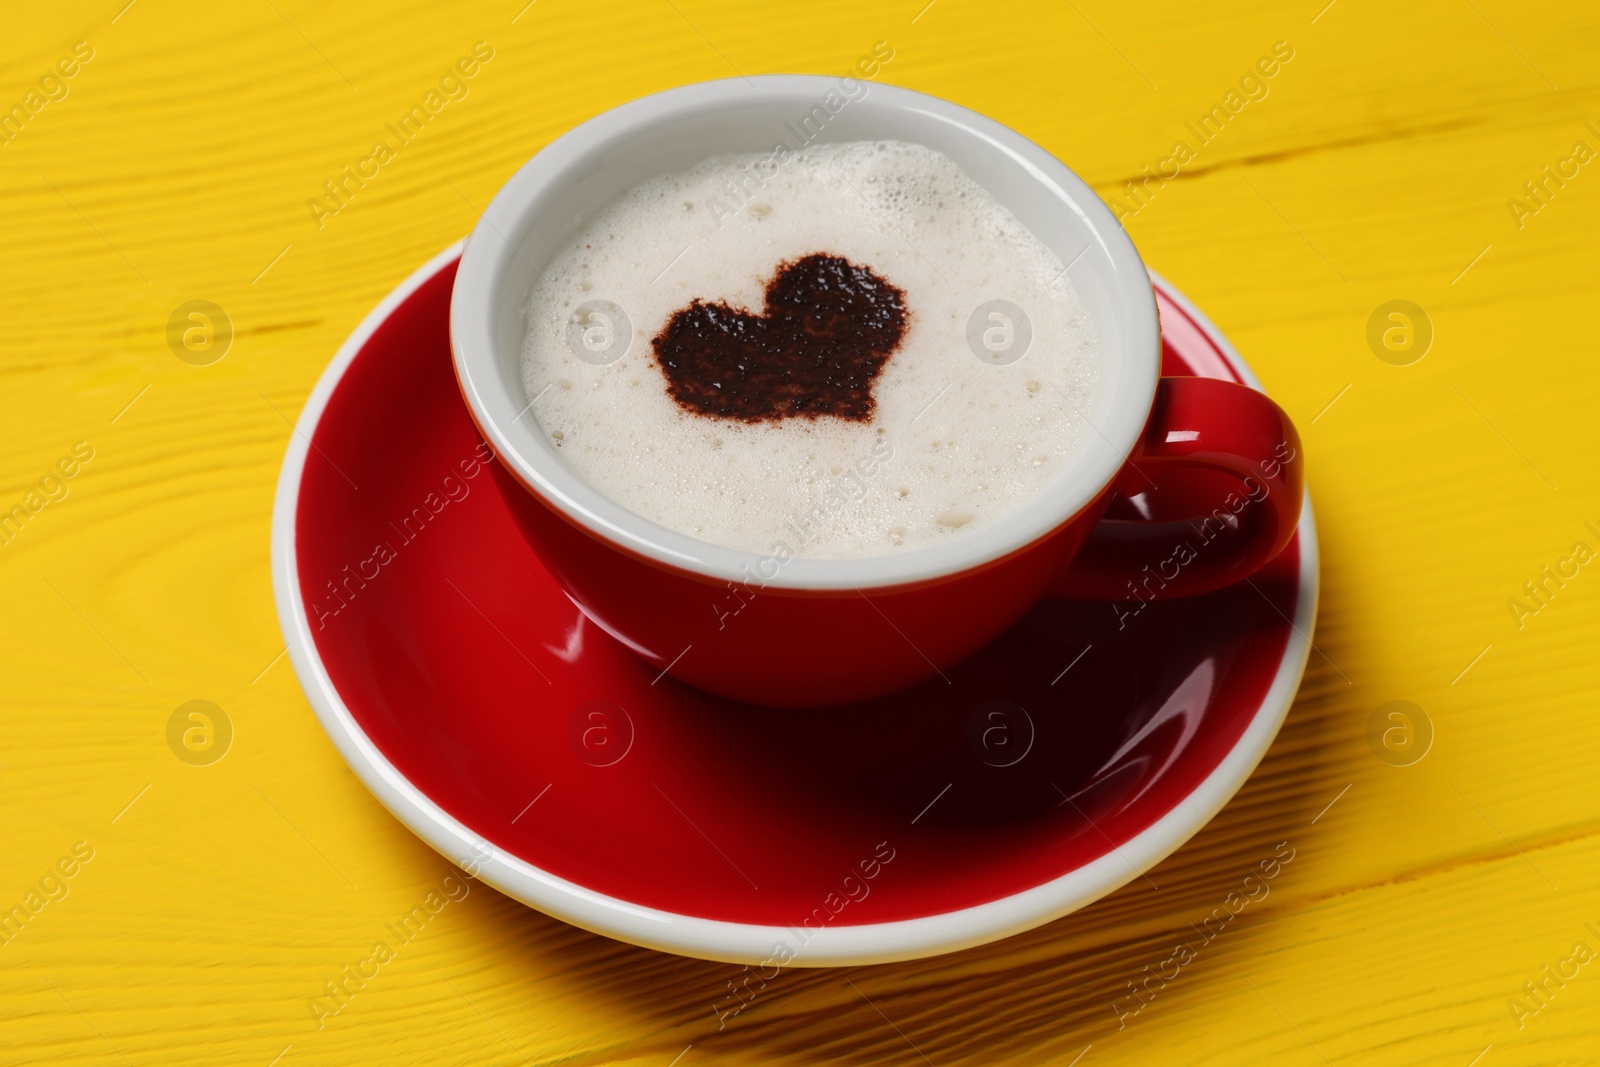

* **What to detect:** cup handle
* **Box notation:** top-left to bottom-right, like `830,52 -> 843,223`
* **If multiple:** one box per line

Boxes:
1048,376 -> 1304,601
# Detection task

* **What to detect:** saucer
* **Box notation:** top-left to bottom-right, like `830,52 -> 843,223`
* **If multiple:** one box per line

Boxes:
271,242 -> 1317,966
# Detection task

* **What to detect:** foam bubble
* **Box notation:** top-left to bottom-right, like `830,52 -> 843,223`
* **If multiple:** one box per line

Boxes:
521,140 -> 1100,559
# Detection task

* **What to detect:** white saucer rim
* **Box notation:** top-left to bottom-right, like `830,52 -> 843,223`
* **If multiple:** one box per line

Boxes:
270,246 -> 1319,967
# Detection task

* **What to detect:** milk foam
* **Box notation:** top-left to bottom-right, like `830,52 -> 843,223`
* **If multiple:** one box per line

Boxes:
520,140 -> 1100,559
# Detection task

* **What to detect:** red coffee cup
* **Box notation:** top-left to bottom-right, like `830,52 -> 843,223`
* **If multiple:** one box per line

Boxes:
451,77 -> 1303,706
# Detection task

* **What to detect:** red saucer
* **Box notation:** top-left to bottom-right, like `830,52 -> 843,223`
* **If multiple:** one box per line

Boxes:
272,244 -> 1315,964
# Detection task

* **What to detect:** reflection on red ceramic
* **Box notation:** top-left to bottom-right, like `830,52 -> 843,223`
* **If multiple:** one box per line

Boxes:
294,259 -> 1299,926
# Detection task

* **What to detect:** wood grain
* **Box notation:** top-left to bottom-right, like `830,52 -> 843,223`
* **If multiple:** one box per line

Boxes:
2,0 -> 1598,1063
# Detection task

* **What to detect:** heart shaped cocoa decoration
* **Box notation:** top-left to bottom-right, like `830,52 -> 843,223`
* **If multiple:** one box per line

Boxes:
651,253 -> 907,423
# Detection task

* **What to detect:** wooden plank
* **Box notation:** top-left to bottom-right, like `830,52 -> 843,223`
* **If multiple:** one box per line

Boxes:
2,0 -> 1598,1063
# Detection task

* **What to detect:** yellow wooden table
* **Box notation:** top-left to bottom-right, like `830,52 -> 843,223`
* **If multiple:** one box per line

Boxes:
5,0 -> 1598,1063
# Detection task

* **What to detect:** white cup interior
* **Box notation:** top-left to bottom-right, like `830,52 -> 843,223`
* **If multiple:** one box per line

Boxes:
451,75 -> 1159,590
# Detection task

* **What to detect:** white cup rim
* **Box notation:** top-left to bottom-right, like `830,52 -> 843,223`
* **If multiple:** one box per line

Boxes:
451,75 -> 1160,590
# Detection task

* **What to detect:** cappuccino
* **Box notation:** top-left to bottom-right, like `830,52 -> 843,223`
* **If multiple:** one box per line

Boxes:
520,140 -> 1100,559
